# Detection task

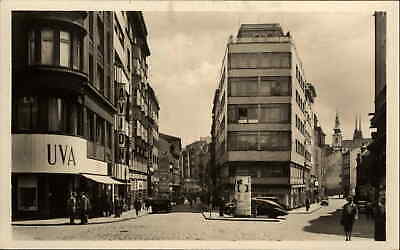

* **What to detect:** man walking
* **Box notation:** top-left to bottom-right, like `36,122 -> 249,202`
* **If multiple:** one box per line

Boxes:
340,196 -> 359,241
305,198 -> 310,212
78,192 -> 91,224
66,192 -> 77,224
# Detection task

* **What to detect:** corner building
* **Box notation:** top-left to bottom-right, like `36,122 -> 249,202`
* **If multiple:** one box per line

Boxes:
11,11 -> 157,219
211,24 -> 316,209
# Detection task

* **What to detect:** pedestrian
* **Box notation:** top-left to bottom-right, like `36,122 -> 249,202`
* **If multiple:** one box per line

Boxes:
305,198 -> 310,212
134,199 -> 141,216
218,197 -> 225,217
374,196 -> 386,241
114,196 -> 121,217
78,192 -> 91,224
340,196 -> 359,241
66,192 -> 77,225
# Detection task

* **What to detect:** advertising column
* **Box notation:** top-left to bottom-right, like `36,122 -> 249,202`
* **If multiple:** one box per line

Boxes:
233,176 -> 251,216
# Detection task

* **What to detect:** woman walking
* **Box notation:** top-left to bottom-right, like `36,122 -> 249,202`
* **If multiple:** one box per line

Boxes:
340,196 -> 359,241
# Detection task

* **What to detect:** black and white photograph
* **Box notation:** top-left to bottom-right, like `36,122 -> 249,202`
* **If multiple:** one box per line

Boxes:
0,1 -> 398,249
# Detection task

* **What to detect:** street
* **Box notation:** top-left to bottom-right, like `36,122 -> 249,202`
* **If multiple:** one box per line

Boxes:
12,198 -> 374,241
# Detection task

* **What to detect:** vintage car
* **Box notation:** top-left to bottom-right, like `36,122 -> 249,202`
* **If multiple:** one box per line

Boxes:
251,198 -> 288,218
150,198 -> 172,213
320,199 -> 329,206
223,197 -> 288,218
356,200 -> 370,214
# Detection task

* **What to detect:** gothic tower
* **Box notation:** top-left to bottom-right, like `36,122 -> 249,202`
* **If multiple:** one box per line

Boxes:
332,112 -> 343,150
353,113 -> 364,146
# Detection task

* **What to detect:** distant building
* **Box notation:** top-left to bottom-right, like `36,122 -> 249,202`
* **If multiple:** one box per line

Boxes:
155,133 -> 182,199
324,113 -> 372,197
181,137 -> 211,195
312,114 -> 326,201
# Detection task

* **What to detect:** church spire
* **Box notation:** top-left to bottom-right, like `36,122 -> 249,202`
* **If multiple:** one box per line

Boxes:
332,111 -> 343,150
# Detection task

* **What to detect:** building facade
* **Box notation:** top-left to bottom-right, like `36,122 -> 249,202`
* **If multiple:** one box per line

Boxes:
11,11 -> 157,219
312,114 -> 326,202
181,137 -> 211,196
211,24 -> 317,209
154,133 -> 182,200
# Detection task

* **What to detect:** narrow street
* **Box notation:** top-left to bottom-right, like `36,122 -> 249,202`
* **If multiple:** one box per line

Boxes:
13,198 -> 374,241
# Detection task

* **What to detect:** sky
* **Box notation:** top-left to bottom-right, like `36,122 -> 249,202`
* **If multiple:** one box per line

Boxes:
144,10 -> 377,147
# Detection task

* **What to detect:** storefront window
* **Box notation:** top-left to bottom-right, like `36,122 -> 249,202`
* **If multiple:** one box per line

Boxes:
41,29 -> 54,65
60,31 -> 71,67
18,176 -> 38,211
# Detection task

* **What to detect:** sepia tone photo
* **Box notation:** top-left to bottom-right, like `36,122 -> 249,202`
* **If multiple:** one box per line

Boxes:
1,1 -> 398,249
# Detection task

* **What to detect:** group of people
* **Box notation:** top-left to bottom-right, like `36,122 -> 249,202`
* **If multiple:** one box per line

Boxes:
66,192 -> 91,225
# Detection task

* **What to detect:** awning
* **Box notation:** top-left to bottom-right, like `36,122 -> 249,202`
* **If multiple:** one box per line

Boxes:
81,174 -> 126,185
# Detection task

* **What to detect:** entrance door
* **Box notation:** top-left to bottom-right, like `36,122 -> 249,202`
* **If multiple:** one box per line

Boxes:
49,174 -> 71,218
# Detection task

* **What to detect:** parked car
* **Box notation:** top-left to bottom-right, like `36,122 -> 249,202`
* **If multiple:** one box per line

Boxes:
150,199 -> 172,213
356,200 -> 370,214
223,202 -> 236,215
320,199 -> 329,206
252,198 -> 288,218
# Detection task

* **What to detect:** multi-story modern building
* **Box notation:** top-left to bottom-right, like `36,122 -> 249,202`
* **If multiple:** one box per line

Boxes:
11,11 -> 157,219
211,24 -> 317,209
155,133 -> 182,199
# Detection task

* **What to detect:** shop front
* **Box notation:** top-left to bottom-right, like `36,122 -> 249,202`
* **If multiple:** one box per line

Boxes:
12,134 -> 123,219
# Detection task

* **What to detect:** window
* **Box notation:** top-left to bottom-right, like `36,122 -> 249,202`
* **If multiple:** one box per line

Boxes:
230,52 -> 291,69
127,48 -> 131,71
60,31 -> 71,67
48,97 -> 66,131
97,17 -> 104,54
41,29 -> 54,65
89,54 -> 94,84
87,110 -> 94,141
89,12 -> 94,39
28,30 -> 35,64
73,34 -> 81,70
259,131 -> 290,150
16,97 -> 38,130
96,116 -> 104,145
228,132 -> 258,151
229,77 -> 257,97
97,64 -> 104,92
259,104 -> 290,123
77,103 -> 83,136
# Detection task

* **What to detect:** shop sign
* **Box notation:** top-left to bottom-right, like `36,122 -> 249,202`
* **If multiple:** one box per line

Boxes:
12,134 -> 107,175
233,176 -> 251,216
117,82 -> 128,165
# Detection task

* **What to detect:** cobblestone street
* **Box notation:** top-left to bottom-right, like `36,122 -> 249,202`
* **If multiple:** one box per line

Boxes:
13,198 -> 374,241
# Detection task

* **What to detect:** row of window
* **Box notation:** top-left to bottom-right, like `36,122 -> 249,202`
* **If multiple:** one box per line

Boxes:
295,65 -> 306,92
13,96 -> 114,148
229,52 -> 291,69
86,109 -> 113,148
28,29 -> 82,70
229,165 -> 289,178
14,96 -> 83,136
295,114 -> 306,135
229,77 -> 290,97
228,104 -> 290,124
88,53 -> 112,100
295,139 -> 305,156
228,131 -> 290,151
295,90 -> 306,113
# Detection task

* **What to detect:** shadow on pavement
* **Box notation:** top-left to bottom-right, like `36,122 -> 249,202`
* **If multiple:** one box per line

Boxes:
302,208 -> 374,239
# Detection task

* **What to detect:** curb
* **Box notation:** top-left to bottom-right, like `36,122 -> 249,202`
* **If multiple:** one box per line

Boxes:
288,205 -> 322,214
201,212 -> 282,222
12,211 -> 150,226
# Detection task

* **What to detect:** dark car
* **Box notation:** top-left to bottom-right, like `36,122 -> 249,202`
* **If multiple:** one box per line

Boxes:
356,200 -> 370,214
252,198 -> 288,218
150,199 -> 172,213
223,202 -> 236,215
320,199 -> 329,206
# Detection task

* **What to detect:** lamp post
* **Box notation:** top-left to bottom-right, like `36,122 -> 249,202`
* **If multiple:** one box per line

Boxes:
169,163 -> 173,200
148,166 -> 154,198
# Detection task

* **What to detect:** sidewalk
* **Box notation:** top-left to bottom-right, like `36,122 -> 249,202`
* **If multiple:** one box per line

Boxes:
288,202 -> 322,214
12,209 -> 150,226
